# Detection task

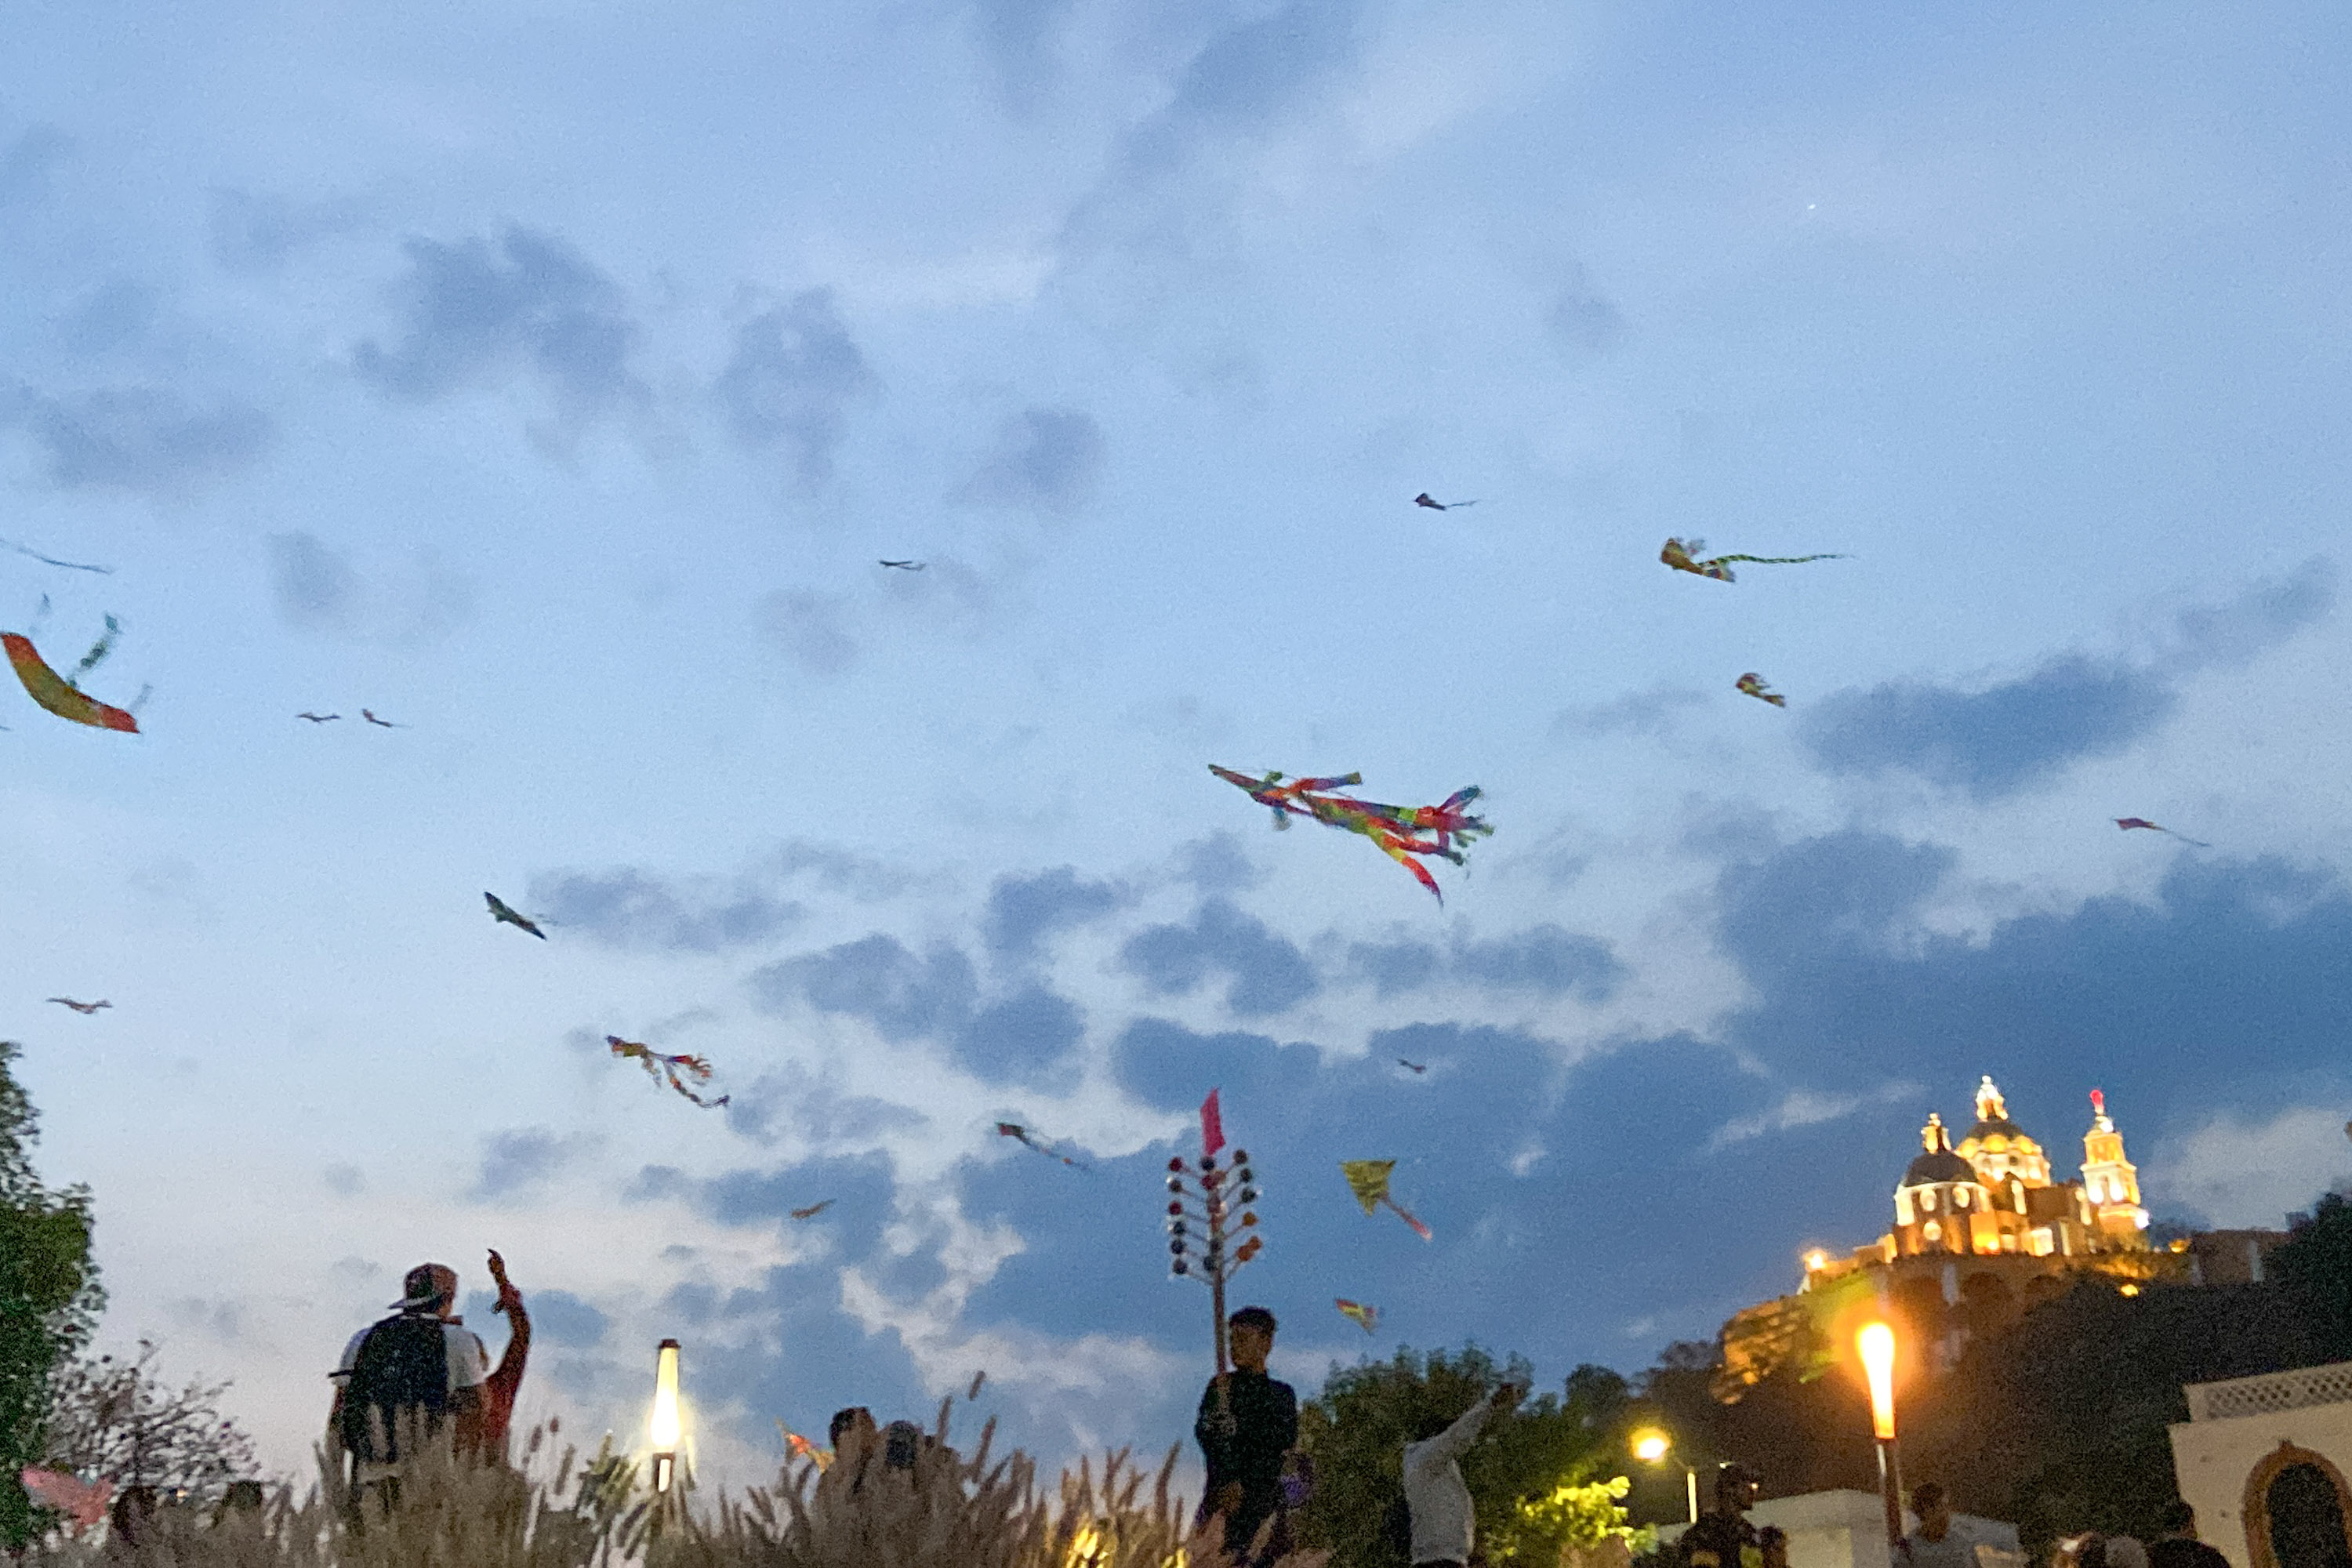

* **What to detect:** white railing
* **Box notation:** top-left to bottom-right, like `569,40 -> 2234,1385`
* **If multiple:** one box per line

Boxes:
2187,1362 -> 2352,1422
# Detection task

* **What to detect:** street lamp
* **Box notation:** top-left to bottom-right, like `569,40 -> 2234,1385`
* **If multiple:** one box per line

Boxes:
1166,1089 -> 1265,1373
650,1338 -> 681,1494
1857,1322 -> 1901,1555
1630,1427 -> 1697,1524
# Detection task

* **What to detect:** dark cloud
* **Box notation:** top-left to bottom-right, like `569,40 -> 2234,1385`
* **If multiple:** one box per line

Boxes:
58,281 -> 158,356
353,227 -> 643,415
751,935 -> 978,1043
1547,264 -> 1626,361
269,532 -> 360,631
949,986 -> 1085,1084
1119,899 -> 1320,1018
755,588 -> 858,677
1706,830 -> 2352,1128
971,0 -> 1077,98
1800,653 -> 2176,801
0,124 -> 70,206
264,531 -> 474,643
528,866 -> 802,953
713,289 -> 871,489
1346,925 -> 1626,1002
206,188 -> 361,274
1065,1 -> 1367,260
953,407 -> 1105,516
1802,564 -> 2335,800
1174,831 -> 1265,894
472,1128 -> 597,1201
458,1287 -> 608,1350
1549,684 -> 1707,742
2,383 -> 270,495
983,866 -> 1127,960
322,1163 -> 365,1197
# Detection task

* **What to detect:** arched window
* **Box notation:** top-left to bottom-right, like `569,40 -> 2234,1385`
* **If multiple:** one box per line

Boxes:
2244,1446 -> 2352,1568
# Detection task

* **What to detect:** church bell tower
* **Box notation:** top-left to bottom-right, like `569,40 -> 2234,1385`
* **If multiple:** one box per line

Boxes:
2081,1088 -> 2149,1244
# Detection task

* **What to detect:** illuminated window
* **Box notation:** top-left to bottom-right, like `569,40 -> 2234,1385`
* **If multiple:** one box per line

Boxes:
1923,1220 -> 1943,1243
1921,1190 -> 1937,1210
1955,1188 -> 1969,1207
2028,1229 -> 2054,1256
2001,1232 -> 2017,1253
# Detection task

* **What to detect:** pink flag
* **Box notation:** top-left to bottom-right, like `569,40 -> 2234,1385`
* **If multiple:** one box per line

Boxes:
1200,1088 -> 1225,1159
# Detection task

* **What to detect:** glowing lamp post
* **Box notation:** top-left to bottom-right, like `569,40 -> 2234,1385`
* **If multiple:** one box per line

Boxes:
649,1338 -> 682,1494
1631,1427 -> 1697,1525
1857,1322 -> 1902,1555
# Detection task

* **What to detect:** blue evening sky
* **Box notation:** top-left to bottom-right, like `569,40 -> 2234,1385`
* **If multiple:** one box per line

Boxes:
5,0 -> 2350,1489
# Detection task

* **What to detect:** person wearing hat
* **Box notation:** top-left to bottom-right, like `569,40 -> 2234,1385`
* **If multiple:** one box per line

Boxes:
328,1261 -> 492,1483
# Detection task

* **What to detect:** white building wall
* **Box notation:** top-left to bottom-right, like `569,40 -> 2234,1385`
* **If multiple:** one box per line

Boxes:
2170,1362 -> 2352,1568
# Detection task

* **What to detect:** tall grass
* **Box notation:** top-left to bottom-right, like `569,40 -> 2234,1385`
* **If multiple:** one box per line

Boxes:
25,1403 -> 1327,1568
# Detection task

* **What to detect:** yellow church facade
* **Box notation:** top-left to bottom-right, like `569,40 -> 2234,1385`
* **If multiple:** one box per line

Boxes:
1719,1076 -> 2160,1395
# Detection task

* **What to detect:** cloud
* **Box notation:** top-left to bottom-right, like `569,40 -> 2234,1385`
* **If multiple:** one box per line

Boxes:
983,866 -> 1128,960
1708,1080 -> 1922,1150
1550,684 -> 1707,741
206,188 -> 361,274
755,589 -> 858,677
713,290 -> 872,489
1174,832 -> 1265,894
949,986 -> 1086,1084
1704,829 -> 2352,1123
352,227 -> 644,416
1345,924 -> 1626,1002
1118,899 -> 1320,1018
971,0 -> 1078,98
2165,1105 -> 2352,1231
1799,653 -> 2178,801
1546,263 -> 1626,362
1801,564 -> 2336,800
265,532 -> 474,644
953,407 -> 1105,516
751,935 -> 979,1044
472,1128 -> 599,1201
57,281 -> 158,357
322,1164 -> 365,1196
0,124 -> 70,206
2,383 -> 270,495
1064,1 -> 1368,260
528,866 -> 803,953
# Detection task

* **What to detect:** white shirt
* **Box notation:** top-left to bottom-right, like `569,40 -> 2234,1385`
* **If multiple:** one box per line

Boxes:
1403,1396 -> 1497,1566
332,1316 -> 489,1394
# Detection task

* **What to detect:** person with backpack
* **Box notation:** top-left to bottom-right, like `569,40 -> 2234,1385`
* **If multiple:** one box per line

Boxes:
328,1262 -> 492,1491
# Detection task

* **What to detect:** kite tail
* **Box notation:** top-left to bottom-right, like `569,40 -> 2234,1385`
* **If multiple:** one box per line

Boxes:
1384,1197 -> 1434,1240
1709,553 -> 1846,566
68,616 -> 121,689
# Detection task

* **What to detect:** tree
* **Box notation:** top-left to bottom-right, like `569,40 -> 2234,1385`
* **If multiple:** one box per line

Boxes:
1296,1344 -> 1621,1568
43,1338 -> 259,1495
0,1040 -> 103,1549
1485,1474 -> 1657,1567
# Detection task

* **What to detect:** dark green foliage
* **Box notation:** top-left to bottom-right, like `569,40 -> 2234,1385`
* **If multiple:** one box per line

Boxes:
1295,1344 -> 1618,1568
2271,1192 -> 2352,1360
0,1040 -> 103,1549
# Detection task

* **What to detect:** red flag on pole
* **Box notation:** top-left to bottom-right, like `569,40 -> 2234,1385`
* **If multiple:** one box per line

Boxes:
1201,1088 -> 1225,1159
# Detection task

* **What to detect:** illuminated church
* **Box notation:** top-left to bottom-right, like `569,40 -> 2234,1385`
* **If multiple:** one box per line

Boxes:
1887,1076 -> 2149,1261
1718,1076 -> 2158,1393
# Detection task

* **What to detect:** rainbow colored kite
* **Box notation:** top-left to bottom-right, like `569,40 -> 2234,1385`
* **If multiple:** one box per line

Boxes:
777,1422 -> 833,1471
1335,1298 -> 1380,1334
1661,538 -> 1843,583
4,625 -> 139,733
1736,673 -> 1787,707
606,1036 -> 729,1109
1341,1160 -> 1432,1240
1209,766 -> 1492,902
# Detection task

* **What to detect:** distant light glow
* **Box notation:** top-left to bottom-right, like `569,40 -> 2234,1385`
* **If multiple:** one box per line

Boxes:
1632,1429 -> 1671,1463
1858,1322 -> 1897,1440
1802,1249 -> 1828,1272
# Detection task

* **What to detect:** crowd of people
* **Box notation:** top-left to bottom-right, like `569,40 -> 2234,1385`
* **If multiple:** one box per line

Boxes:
319,1282 -> 2242,1568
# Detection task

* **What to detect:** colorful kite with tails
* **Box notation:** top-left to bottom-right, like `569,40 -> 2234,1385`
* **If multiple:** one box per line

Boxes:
1661,538 -> 1844,583
606,1036 -> 729,1109
1209,766 -> 1492,902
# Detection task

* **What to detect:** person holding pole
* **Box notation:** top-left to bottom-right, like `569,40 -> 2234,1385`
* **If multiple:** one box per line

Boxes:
1194,1305 -> 1297,1565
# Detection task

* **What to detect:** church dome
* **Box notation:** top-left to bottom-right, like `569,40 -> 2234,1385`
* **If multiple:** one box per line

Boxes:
1961,1076 -> 2038,1149
1904,1146 -> 1978,1187
1900,1112 -> 1976,1188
